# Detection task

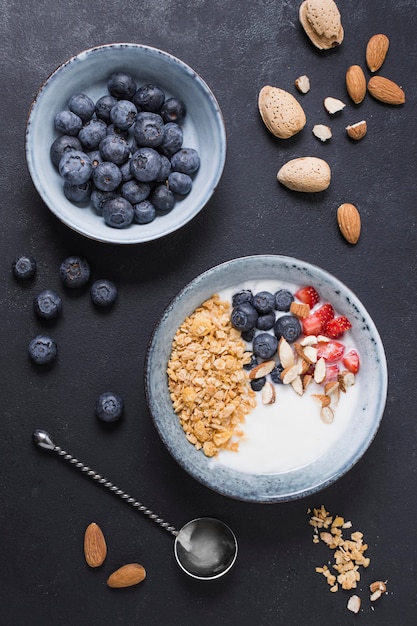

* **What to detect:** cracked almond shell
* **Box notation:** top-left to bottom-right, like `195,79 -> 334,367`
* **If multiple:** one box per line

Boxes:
258,86 -> 306,139
299,0 -> 344,50
277,157 -> 331,192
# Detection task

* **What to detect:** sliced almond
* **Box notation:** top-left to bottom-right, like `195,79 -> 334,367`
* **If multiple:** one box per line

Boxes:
281,363 -> 300,384
302,345 -> 318,364
370,589 -> 382,601
325,381 -> 340,404
311,394 -> 331,408
347,594 -> 361,614
290,301 -> 310,319
346,120 -> 367,141
324,97 -> 346,114
295,74 -> 311,94
320,406 -> 334,424
291,375 -> 304,396
370,580 -> 387,594
338,370 -> 355,392
303,373 -> 313,390
300,335 -> 318,346
312,124 -> 332,142
278,337 -> 295,368
249,359 -> 276,380
262,381 -> 276,405
314,357 -> 326,384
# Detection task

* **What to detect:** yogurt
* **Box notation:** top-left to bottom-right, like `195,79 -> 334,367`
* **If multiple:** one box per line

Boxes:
212,280 -> 361,474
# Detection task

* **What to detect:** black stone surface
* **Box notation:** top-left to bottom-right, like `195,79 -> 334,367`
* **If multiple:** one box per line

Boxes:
1,1 -> 416,624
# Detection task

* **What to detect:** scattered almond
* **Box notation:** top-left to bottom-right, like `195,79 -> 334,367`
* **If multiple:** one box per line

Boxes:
345,65 -> 366,104
281,363 -> 300,384
311,393 -> 331,408
299,0 -> 344,50
84,522 -> 107,568
107,563 -> 146,588
295,74 -> 311,94
337,203 -> 361,244
290,301 -> 310,319
346,120 -> 367,141
278,337 -> 295,368
312,124 -> 332,142
249,359 -> 276,380
277,157 -> 331,193
314,357 -> 326,384
262,381 -> 276,405
338,370 -> 355,392
291,375 -> 304,395
370,580 -> 387,594
366,34 -> 390,72
367,75 -> 405,105
347,595 -> 361,614
324,96 -> 346,114
258,85 -> 306,139
303,373 -> 313,390
320,405 -> 334,424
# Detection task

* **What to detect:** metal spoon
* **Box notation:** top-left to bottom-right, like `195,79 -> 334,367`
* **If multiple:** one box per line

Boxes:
32,429 -> 238,580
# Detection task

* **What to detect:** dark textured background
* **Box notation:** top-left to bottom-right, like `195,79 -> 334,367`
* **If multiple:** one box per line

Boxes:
1,1 -> 416,624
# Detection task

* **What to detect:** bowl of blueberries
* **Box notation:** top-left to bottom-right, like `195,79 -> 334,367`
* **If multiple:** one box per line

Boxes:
25,43 -> 226,244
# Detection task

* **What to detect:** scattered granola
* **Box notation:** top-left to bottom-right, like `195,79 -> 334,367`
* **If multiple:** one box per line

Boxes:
167,295 -> 256,457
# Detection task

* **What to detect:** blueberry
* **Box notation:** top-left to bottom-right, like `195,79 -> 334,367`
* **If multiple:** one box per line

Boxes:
106,124 -> 129,139
59,256 -> 90,289
121,179 -> 150,204
63,180 -> 92,203
149,184 -> 175,212
90,279 -> 118,307
59,150 -> 93,185
241,328 -> 256,342
107,72 -> 137,100
250,377 -> 266,392
54,110 -> 82,136
243,354 -> 258,371
159,122 -> 183,157
133,112 -> 165,148
130,147 -> 162,182
78,119 -> 108,151
103,196 -> 134,229
50,135 -> 82,168
99,135 -> 130,165
91,190 -> 117,216
110,100 -> 137,130
232,290 -> 253,307
253,291 -> 275,314
275,289 -> 294,312
68,93 -> 95,122
93,161 -> 122,192
133,200 -> 156,224
12,255 -> 36,280
256,312 -> 275,331
88,150 -> 104,169
168,172 -> 192,195
270,365 -> 284,384
28,335 -> 57,365
95,94 -> 118,123
156,155 -> 171,182
33,289 -> 62,320
273,315 -> 301,343
252,332 -> 278,359
132,83 -> 165,112
171,148 -> 200,175
95,391 -> 124,422
119,159 -> 133,182
160,97 -> 186,124
231,302 -> 258,332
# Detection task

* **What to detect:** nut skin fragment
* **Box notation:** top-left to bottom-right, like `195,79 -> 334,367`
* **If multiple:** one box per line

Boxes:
277,157 -> 331,193
366,34 -> 390,72
299,0 -> 344,50
337,203 -> 361,244
258,85 -> 306,139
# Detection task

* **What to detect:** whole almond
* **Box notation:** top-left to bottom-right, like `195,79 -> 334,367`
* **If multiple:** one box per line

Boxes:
346,120 -> 367,141
84,522 -> 107,568
345,65 -> 366,104
258,85 -> 306,139
277,157 -> 331,193
337,203 -> 361,244
366,34 -> 389,72
367,76 -> 405,105
107,563 -> 146,588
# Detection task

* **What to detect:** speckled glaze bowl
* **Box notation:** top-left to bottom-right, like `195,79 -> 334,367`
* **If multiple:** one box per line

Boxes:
145,255 -> 388,503
25,43 -> 226,244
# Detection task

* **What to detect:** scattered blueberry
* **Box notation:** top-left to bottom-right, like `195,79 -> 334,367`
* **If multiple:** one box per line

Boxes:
54,110 -> 82,136
231,302 -> 258,332
256,312 -> 275,331
250,377 -> 266,392
107,71 -> 137,100
252,332 -> 278,360
59,256 -> 91,289
149,184 -> 175,212
168,171 -> 192,195
12,255 -> 36,280
171,148 -> 200,174
241,328 -> 256,342
93,161 -> 122,192
253,291 -> 275,314
133,112 -> 165,148
33,289 -> 62,320
273,315 -> 301,343
275,289 -> 294,312
91,190 -> 117,216
133,200 -> 156,224
132,83 -> 165,112
68,93 -> 95,122
78,119 -> 108,150
130,147 -> 162,182
110,100 -> 137,130
159,122 -> 183,157
160,97 -> 186,124
270,364 -> 284,384
59,150 -> 93,185
103,196 -> 134,228
99,135 -> 130,165
28,335 -> 57,365
121,180 -> 150,204
63,180 -> 92,203
95,94 -> 118,123
95,391 -> 124,422
90,279 -> 118,307
232,290 -> 253,307
50,135 -> 82,168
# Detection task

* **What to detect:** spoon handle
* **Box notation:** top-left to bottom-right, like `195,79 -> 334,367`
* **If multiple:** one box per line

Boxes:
32,429 -> 178,536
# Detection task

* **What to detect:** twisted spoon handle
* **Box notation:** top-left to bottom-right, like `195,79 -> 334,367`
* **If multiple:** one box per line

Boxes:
32,429 -> 178,536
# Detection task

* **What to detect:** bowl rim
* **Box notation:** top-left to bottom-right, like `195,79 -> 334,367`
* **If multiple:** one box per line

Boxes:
25,42 -> 227,244
145,254 -> 388,502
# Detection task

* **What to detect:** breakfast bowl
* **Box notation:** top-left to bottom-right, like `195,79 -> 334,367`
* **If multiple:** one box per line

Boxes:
145,255 -> 388,503
25,43 -> 226,244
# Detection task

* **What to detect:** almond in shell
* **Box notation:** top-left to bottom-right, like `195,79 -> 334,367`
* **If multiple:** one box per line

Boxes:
107,563 -> 146,588
345,65 -> 366,104
367,76 -> 405,105
84,522 -> 107,568
258,86 -> 306,139
299,0 -> 344,50
277,157 -> 331,193
337,203 -> 361,244
366,34 -> 389,72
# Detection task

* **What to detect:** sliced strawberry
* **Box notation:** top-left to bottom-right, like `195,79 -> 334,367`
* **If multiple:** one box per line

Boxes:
324,316 -> 352,339
302,314 -> 323,336
315,303 -> 334,325
342,349 -> 360,374
317,340 -> 345,362
325,363 -> 340,382
295,286 -> 320,308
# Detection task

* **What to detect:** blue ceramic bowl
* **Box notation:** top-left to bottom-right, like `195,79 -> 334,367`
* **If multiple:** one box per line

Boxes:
145,255 -> 388,503
25,44 -> 226,244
